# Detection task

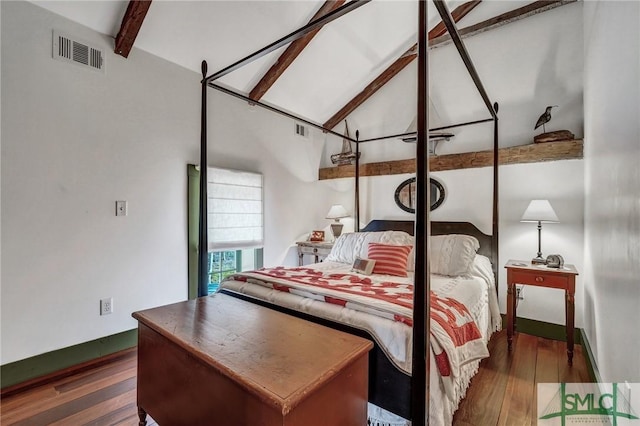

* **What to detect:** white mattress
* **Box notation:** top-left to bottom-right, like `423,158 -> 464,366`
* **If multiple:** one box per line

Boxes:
218,255 -> 501,426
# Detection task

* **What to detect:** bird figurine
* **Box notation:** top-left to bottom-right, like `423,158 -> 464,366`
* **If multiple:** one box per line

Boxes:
534,105 -> 558,133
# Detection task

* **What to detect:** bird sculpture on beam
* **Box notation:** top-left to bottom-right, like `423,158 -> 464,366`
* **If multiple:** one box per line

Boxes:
534,105 -> 558,133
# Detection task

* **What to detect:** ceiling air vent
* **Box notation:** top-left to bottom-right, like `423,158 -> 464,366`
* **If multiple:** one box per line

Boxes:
295,123 -> 309,138
53,30 -> 104,73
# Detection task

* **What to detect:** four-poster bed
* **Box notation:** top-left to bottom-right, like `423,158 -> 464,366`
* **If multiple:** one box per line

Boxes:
135,1 -> 500,425
218,220 -> 501,425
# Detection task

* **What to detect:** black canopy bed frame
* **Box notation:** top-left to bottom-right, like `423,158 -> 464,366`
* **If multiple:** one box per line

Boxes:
196,1 -> 499,424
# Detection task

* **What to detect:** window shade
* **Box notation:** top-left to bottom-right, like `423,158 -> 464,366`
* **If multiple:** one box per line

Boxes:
207,167 -> 263,251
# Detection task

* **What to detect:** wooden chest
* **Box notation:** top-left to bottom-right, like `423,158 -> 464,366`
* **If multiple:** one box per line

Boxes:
133,293 -> 373,425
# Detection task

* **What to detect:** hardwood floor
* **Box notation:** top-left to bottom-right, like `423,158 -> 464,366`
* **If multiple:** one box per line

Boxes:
1,330 -> 591,425
454,330 -> 592,425
0,351 -> 156,426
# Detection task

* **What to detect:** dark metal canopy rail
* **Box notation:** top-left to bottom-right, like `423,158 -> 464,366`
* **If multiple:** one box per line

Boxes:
197,1 -> 499,425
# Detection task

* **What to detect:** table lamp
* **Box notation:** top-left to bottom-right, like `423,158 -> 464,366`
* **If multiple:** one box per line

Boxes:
520,199 -> 559,264
326,204 -> 349,239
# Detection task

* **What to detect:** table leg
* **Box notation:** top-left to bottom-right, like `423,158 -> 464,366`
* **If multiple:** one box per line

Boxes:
137,406 -> 147,426
566,288 -> 575,366
298,252 -> 303,266
507,281 -> 515,351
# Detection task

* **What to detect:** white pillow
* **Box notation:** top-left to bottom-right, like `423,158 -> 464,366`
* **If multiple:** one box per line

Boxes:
430,234 -> 480,276
326,231 -> 413,264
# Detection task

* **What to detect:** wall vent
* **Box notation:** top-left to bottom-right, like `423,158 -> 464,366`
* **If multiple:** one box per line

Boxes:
53,30 -> 105,73
295,123 -> 309,138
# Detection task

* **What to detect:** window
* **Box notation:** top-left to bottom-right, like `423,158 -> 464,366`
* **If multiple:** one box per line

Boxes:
208,250 -> 239,294
208,167 -> 263,251
187,165 -> 264,298
207,248 -> 263,295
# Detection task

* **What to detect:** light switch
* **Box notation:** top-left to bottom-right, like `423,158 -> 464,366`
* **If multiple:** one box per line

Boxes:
115,200 -> 128,216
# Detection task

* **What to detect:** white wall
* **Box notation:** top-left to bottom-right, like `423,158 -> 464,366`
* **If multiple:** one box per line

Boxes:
497,161 -> 584,326
1,1 -> 195,364
361,159 -> 585,327
206,89 -> 353,267
1,1 -> 345,364
583,0 -> 640,383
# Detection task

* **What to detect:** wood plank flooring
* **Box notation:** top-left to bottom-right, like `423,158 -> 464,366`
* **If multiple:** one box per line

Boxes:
0,351 -> 156,426
454,330 -> 592,425
1,330 -> 592,425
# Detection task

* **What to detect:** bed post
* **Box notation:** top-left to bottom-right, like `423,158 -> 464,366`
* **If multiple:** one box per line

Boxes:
355,130 -> 360,232
412,0 -> 429,424
433,0 -> 499,296
492,102 -> 499,292
198,60 -> 209,297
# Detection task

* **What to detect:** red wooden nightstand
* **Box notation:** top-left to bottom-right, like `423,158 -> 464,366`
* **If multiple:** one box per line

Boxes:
505,260 -> 579,365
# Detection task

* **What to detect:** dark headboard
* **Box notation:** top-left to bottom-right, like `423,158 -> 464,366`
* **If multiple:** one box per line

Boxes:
361,220 -> 496,280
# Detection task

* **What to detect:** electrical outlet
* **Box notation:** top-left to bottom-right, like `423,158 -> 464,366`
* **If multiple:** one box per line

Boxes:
516,286 -> 524,300
115,201 -> 127,216
100,298 -> 113,315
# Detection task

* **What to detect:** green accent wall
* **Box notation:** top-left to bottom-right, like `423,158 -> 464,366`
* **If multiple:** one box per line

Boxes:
188,164 -> 200,300
1,329 -> 137,389
501,314 -> 582,344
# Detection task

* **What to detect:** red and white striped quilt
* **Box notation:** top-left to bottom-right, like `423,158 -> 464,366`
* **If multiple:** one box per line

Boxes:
226,266 -> 488,384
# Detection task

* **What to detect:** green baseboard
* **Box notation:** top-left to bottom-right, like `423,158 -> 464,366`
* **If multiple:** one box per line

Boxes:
1,319 -> 601,390
1,329 -> 137,389
579,328 -> 601,383
500,314 -> 582,344
500,314 -> 602,382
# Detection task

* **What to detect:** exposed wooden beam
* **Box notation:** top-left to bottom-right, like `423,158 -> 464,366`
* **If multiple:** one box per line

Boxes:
322,46 -> 416,131
429,0 -> 482,39
322,0 -> 481,130
318,139 -> 583,179
115,1 -> 152,58
429,0 -> 577,49
323,0 -> 576,130
249,0 -> 346,101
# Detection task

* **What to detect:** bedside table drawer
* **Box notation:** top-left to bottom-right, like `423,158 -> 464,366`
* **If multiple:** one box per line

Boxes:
510,270 -> 568,289
296,242 -> 334,266
299,246 -> 321,255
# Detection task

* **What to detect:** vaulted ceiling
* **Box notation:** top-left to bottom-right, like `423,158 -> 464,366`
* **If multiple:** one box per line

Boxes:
31,0 -> 582,150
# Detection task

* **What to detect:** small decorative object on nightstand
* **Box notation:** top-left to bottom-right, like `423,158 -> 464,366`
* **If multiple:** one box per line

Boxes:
296,241 -> 334,266
520,199 -> 559,265
546,254 -> 564,268
505,260 -> 579,365
309,230 -> 325,242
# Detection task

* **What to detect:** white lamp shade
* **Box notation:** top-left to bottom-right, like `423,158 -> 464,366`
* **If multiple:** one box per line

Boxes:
326,204 -> 349,219
520,200 -> 559,223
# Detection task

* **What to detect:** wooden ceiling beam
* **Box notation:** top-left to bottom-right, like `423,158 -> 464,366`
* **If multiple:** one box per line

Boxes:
249,0 -> 346,101
318,139 -> 584,179
429,0 -> 577,49
115,0 -> 152,58
322,0 -> 481,130
429,0 -> 483,39
323,0 -> 577,130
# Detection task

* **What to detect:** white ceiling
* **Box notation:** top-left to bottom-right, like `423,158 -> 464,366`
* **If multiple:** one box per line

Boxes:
29,1 -> 546,136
